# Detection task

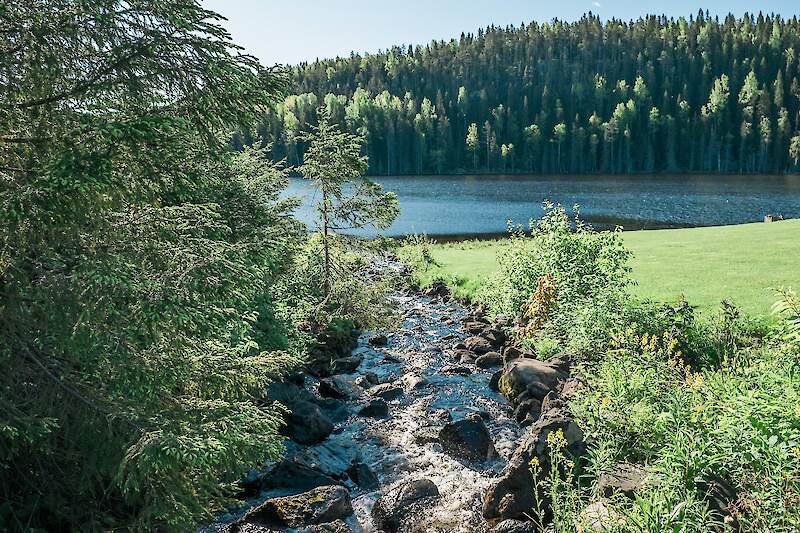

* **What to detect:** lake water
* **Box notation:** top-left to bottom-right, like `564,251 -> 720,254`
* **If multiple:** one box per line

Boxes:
286,174 -> 800,238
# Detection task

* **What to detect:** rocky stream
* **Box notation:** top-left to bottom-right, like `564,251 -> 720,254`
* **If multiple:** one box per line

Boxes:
207,260 -> 589,533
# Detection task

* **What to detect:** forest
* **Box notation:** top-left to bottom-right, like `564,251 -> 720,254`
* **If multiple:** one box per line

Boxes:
246,12 -> 800,175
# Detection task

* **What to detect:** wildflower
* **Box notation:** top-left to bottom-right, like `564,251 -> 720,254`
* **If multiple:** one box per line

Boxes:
546,428 -> 568,450
600,396 -> 612,408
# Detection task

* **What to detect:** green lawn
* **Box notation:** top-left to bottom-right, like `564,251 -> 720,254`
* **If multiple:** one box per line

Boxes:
410,219 -> 800,317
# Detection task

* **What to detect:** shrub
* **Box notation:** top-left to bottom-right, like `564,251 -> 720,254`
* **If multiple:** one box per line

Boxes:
479,203 -> 632,354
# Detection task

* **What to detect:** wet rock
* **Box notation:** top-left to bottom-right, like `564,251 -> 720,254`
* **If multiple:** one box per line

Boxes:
489,370 -> 502,391
456,349 -> 477,364
292,437 -> 360,479
372,478 -> 440,532
369,383 -> 404,401
286,400 -> 334,445
438,414 -> 496,462
403,373 -> 428,390
476,351 -> 502,369
369,333 -> 389,346
465,321 -> 489,334
464,336 -> 493,355
513,398 -> 542,424
597,463 -> 649,499
412,427 -> 441,445
317,398 -> 350,423
440,364 -> 472,376
297,520 -> 353,533
331,355 -> 363,374
348,462 -> 379,490
452,341 -> 467,351
358,398 -> 389,418
482,328 -> 507,347
483,406 -> 585,522
240,485 -> 352,528
257,461 -> 340,494
267,381 -> 317,406
497,357 -> 570,406
319,375 -> 363,400
491,519 -> 537,533
383,353 -> 403,363
363,371 -> 380,386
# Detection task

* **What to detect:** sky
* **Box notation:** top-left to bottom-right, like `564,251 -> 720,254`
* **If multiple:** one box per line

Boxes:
203,1 -> 799,66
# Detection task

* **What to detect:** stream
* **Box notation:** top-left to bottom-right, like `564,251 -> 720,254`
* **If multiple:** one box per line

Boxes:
210,271 -> 526,532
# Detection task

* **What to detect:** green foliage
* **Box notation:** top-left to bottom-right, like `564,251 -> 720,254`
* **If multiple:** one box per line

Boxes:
568,313 -> 800,531
0,2 -> 303,530
773,287 -> 800,346
479,203 -> 632,353
254,14 -> 800,175
399,233 -> 440,273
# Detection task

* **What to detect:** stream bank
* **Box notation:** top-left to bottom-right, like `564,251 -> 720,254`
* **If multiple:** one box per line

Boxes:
209,259 -> 586,532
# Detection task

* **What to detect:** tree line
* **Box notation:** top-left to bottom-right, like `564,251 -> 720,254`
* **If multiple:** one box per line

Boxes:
243,11 -> 800,175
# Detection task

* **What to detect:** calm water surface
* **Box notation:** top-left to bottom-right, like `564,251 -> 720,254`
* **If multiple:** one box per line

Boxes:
286,174 -> 800,237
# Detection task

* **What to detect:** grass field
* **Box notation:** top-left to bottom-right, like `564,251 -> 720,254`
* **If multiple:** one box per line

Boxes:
409,219 -> 800,316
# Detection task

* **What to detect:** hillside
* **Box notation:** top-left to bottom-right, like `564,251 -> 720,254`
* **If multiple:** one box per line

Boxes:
244,12 -> 800,176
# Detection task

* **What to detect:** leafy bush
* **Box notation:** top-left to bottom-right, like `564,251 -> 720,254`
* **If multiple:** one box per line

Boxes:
479,203 -> 632,354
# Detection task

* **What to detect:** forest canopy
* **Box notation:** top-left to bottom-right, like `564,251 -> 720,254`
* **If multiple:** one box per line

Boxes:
246,11 -> 800,175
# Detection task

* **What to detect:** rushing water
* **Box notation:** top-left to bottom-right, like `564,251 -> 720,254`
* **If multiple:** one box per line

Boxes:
286,174 -> 800,237
211,261 -> 523,532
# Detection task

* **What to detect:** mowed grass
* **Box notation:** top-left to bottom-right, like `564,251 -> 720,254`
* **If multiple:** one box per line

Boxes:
410,219 -> 800,316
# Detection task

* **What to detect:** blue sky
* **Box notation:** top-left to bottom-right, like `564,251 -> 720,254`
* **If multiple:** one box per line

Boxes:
203,1 -> 799,66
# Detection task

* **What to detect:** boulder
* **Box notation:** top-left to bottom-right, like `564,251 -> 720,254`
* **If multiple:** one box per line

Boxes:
456,349 -> 477,364
440,364 -> 472,376
348,462 -> 380,490
501,345 -> 535,363
316,521 -> 355,532
597,463 -> 649,499
241,485 -> 352,528
358,398 -> 389,418
286,400 -> 334,445
491,519 -> 537,533
483,406 -> 585,522
292,437 -> 360,479
372,479 -> 440,533
475,351 -> 502,369
482,328 -> 507,347
464,336 -> 493,355
369,383 -> 404,401
497,357 -> 570,406
297,520 -> 353,533
319,375 -> 363,400
452,341 -> 467,351
464,321 -> 488,334
513,398 -> 542,424
256,460 -> 340,494
580,500 -> 621,532
438,414 -> 496,462
369,333 -> 389,346
331,355 -> 363,374
489,370 -> 502,391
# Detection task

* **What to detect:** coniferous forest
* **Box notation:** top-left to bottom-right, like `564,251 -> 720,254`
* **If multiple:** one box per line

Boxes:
246,12 -> 800,175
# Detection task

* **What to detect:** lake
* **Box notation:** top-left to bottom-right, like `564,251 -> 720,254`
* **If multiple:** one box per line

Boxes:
286,174 -> 800,238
